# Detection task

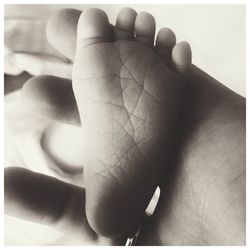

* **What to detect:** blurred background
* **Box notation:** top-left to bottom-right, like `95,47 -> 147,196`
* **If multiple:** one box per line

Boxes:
4,4 -> 246,245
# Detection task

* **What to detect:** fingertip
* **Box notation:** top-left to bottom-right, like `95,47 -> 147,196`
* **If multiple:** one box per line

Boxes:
46,8 -> 82,61
21,75 -> 80,126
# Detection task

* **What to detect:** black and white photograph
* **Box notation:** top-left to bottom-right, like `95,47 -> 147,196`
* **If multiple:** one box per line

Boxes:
3,2 -> 246,246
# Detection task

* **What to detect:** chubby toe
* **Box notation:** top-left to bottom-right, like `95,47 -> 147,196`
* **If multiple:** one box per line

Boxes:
135,12 -> 156,47
76,8 -> 112,49
156,27 -> 176,66
172,41 -> 192,73
114,7 -> 137,41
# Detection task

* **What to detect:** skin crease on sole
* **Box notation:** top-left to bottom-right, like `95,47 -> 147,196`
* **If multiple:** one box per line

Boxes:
6,7 -> 245,245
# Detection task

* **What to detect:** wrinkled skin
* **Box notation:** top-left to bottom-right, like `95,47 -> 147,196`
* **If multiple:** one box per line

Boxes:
137,66 -> 245,245
73,40 -> 185,237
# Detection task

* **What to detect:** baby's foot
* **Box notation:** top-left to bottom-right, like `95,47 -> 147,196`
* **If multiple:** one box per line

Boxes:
73,8 -> 191,237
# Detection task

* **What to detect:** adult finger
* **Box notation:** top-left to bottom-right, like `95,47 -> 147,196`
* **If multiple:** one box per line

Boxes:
4,167 -> 96,243
46,8 -> 82,61
21,75 -> 81,126
46,8 -> 115,61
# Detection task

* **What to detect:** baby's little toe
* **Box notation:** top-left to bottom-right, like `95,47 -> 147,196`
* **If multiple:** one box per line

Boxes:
172,41 -> 192,73
114,7 -> 137,41
156,27 -> 176,66
135,12 -> 156,47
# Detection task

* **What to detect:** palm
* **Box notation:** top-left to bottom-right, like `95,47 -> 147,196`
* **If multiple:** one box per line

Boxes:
138,68 -> 245,245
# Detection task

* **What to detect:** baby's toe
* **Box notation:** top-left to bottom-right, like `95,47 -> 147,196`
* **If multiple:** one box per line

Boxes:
114,7 -> 137,41
135,12 -> 155,47
76,8 -> 112,49
156,27 -> 176,66
172,41 -> 192,73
